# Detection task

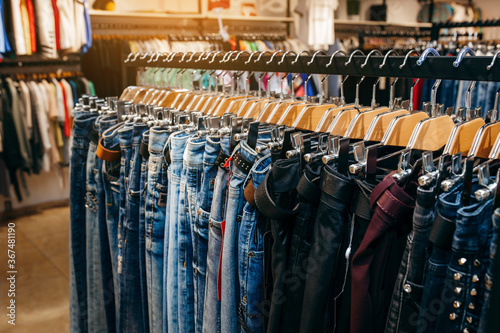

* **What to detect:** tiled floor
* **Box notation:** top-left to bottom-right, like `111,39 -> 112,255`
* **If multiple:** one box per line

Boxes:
0,206 -> 70,332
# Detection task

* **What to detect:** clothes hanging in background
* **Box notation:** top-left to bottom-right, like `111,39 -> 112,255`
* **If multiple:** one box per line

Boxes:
0,74 -> 95,201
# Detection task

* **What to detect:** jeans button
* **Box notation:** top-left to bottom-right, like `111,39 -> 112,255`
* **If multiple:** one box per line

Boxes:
403,284 -> 412,294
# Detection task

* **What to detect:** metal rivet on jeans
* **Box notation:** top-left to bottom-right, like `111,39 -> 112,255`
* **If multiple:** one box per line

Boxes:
469,303 -> 475,310
454,287 -> 462,295
466,316 -> 473,324
449,313 -> 457,321
193,267 -> 198,274
345,247 -> 351,260
474,259 -> 481,267
473,274 -> 479,283
459,258 -> 467,265
463,328 -> 469,333
470,288 -> 477,296
453,301 -> 461,308
454,273 -> 462,281
403,284 -> 412,294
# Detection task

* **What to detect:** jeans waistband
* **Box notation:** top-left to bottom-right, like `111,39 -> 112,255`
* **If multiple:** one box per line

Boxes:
169,131 -> 191,162
72,113 -> 98,139
132,124 -> 148,146
118,125 -> 134,148
148,127 -> 169,154
183,136 -> 206,166
319,164 -> 354,204
204,135 -> 221,164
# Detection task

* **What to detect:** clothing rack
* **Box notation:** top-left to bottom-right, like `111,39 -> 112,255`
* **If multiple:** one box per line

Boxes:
430,19 -> 500,40
123,52 -> 500,85
0,55 -> 81,75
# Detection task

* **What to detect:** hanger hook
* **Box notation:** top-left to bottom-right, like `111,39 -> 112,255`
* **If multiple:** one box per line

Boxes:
290,73 -> 300,101
209,51 -> 224,63
232,50 -> 251,61
355,76 -> 366,109
147,52 -> 157,63
371,77 -> 381,109
195,51 -> 208,62
487,49 -> 500,70
291,50 -> 312,65
254,50 -> 273,63
307,49 -> 328,66
361,50 -> 383,68
186,52 -> 200,63
280,73 -> 289,100
222,51 -> 238,63
430,79 -> 442,116
200,51 -> 215,61
408,78 -> 420,113
345,49 -> 365,66
379,49 -> 399,69
278,50 -> 297,65
139,52 -> 151,60
130,52 -> 141,62
267,50 -> 284,64
245,51 -> 261,64
465,81 -> 477,117
389,77 -> 399,111
163,52 -> 176,62
453,47 -> 475,67
124,52 -> 135,63
326,50 -> 346,68
399,49 -> 420,69
179,52 -> 193,63
416,47 -> 440,66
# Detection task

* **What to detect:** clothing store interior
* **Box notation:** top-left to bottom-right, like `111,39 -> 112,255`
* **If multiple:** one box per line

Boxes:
5,0 -> 500,332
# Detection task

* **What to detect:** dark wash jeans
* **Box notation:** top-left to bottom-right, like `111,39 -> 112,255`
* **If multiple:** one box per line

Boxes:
417,185 -> 463,333
298,163 -> 355,333
255,157 -> 301,333
351,174 -> 416,333
119,124 -> 148,333
279,158 -> 323,333
70,111 -> 97,333
479,208 -> 500,332
386,186 -> 436,333
435,198 -> 494,333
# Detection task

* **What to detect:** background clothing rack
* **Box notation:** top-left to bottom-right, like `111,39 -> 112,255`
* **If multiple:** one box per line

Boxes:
123,53 -> 500,85
430,19 -> 500,40
0,55 -> 81,75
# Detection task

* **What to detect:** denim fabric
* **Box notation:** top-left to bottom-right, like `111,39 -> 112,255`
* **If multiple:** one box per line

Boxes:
483,82 -> 500,113
145,127 -> 169,333
70,111 -> 97,333
139,130 -> 150,333
165,131 -> 191,333
221,138 -> 270,333
440,80 -> 459,110
417,185 -> 463,333
194,135 -> 220,333
299,163 -> 354,333
177,135 -> 204,333
279,159 -> 322,332
479,208 -> 500,332
118,123 -> 148,333
435,198 -> 494,333
85,116 -> 109,333
101,124 -> 123,308
237,154 -> 271,333
202,134 -> 229,333
386,186 -> 436,333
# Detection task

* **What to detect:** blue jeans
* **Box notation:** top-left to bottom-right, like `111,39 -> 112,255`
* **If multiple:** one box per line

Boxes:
479,208 -> 500,332
194,135 -> 220,333
178,135 -> 206,333
435,198 -> 494,333
165,131 -> 192,332
386,186 -> 436,333
70,111 -> 97,333
221,138 -> 269,333
86,116 -> 113,333
416,186 -> 462,333
118,124 -> 148,333
139,130 -> 150,333
237,154 -> 271,333
203,135 -> 230,333
145,127 -> 169,333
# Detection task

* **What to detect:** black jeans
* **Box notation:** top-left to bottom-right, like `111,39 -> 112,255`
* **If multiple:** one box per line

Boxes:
385,186 -> 436,333
255,157 -> 301,333
279,159 -> 323,332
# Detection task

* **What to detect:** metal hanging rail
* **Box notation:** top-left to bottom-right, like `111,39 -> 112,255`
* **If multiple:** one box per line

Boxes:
123,52 -> 500,83
430,19 -> 500,40
0,55 -> 81,75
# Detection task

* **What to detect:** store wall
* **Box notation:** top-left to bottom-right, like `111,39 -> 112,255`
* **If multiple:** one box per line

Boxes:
0,169 -> 70,213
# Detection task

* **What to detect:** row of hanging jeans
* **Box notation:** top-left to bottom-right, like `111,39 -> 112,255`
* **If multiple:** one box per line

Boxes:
70,95 -> 499,333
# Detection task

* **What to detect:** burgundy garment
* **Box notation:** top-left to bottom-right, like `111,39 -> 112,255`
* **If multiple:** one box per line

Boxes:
350,173 -> 416,333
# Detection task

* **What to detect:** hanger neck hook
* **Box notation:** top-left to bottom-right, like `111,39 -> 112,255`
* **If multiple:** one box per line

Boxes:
340,75 -> 349,106
345,49 -> 365,66
208,51 -> 223,63
465,80 -> 477,118
326,50 -> 346,68
245,51 -> 261,64
290,73 -> 300,101
430,79 -> 442,117
453,47 -> 476,67
254,50 -> 273,63
195,51 -> 208,62
232,50 -> 251,62
266,72 -> 275,99
487,50 -> 500,70
267,50 -> 284,65
308,49 -> 328,66
278,50 -> 297,65
361,50 -> 383,68
280,73 -> 289,100
408,79 -> 420,113
320,74 -> 329,104
416,47 -> 440,66
292,50 -> 312,65
180,52 -> 193,63
355,76 -> 366,109
399,49 -> 419,69
379,49 -> 399,69
389,77 -> 399,111
371,77 -> 381,109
